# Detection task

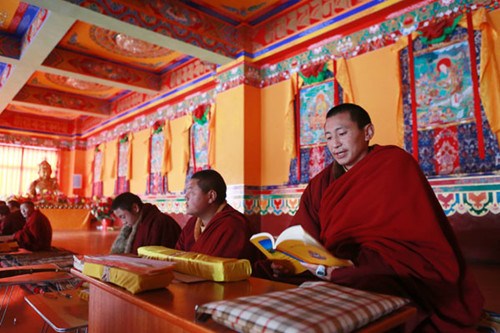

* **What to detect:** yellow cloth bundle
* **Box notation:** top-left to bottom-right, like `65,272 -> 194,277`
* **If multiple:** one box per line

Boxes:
138,246 -> 252,282
82,255 -> 175,294
83,262 -> 174,294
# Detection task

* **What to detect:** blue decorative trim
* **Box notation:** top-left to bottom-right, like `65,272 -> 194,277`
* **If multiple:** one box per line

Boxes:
251,0 -> 386,58
15,5 -> 40,37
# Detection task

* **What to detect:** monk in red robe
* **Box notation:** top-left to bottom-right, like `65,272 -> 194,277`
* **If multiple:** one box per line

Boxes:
175,169 -> 254,260
12,201 -> 52,251
265,104 -> 484,332
110,192 -> 181,254
0,200 -> 26,235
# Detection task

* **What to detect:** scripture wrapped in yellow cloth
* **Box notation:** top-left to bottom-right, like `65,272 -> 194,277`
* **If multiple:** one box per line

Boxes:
138,246 -> 252,282
81,255 -> 175,294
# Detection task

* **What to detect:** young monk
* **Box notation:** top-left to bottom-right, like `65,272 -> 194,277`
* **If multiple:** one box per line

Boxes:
110,192 -> 181,254
263,103 -> 484,332
0,200 -> 25,235
13,201 -> 52,251
175,169 -> 254,260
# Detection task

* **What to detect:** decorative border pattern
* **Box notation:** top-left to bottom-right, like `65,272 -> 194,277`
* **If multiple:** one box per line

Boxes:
258,0 -> 500,87
0,131 -> 86,150
144,175 -> 500,217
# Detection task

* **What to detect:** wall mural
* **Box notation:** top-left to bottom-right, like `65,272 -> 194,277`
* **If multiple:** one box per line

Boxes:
92,148 -> 103,197
414,40 -> 474,129
190,105 -> 211,172
147,130 -> 168,195
75,1 -> 499,217
299,81 -> 334,146
402,25 -> 500,176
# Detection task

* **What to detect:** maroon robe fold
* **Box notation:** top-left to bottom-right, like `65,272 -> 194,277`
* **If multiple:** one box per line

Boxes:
14,210 -> 52,251
0,211 -> 25,235
317,145 -> 483,332
176,204 -> 254,260
131,203 -> 181,254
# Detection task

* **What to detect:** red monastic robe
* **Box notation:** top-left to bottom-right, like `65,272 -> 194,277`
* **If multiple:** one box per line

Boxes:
176,204 -> 254,260
130,203 -> 181,254
314,145 -> 483,332
14,210 -> 52,251
0,211 -> 25,235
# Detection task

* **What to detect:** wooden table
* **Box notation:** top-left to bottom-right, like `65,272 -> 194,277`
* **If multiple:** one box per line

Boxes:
24,289 -> 88,332
72,269 -> 417,333
0,264 -> 74,327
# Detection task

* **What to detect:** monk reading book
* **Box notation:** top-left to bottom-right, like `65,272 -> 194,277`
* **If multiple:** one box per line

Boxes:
250,225 -> 352,273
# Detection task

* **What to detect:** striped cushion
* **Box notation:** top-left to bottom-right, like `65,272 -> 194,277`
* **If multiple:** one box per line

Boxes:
195,281 -> 409,333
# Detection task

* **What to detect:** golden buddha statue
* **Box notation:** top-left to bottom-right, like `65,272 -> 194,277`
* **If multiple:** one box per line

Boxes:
28,161 -> 60,197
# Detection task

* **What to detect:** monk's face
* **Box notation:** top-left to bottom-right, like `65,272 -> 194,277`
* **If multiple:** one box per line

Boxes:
20,203 -> 34,219
325,112 -> 373,170
113,204 -> 140,227
185,179 -> 211,217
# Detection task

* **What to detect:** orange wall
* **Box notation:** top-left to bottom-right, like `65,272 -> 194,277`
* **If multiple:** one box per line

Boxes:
59,148 -> 87,196
59,150 -> 74,195
84,147 -> 94,197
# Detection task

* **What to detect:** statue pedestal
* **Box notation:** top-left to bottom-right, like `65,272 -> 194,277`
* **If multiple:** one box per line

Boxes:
39,207 -> 91,230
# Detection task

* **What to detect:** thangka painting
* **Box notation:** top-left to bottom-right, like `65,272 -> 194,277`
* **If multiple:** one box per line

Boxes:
117,140 -> 129,178
116,140 -> 130,193
150,132 -> 164,174
92,149 -> 103,196
148,131 -> 168,194
299,81 -> 334,147
191,121 -> 209,171
414,40 -> 474,129
93,150 -> 103,181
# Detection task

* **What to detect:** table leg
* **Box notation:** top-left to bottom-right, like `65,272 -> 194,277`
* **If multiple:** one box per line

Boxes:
0,285 -> 15,326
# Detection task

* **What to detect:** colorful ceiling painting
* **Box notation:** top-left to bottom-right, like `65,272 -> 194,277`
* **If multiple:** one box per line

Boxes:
185,0 -> 289,23
0,0 -> 497,140
28,72 -> 122,100
58,21 -> 181,72
5,104 -> 80,120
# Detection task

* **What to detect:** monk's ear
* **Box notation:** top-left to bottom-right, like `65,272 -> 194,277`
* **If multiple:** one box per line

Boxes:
207,189 -> 217,204
364,123 -> 374,141
131,203 -> 140,214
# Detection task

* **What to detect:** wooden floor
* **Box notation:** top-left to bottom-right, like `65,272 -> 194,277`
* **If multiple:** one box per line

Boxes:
1,229 -> 499,333
1,229 -> 118,333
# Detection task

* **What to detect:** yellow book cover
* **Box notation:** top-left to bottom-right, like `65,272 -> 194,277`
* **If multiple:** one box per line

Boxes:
250,225 -> 352,274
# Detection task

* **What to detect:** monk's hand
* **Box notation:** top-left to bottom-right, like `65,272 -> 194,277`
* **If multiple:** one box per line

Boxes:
270,260 -> 296,277
300,262 -> 343,281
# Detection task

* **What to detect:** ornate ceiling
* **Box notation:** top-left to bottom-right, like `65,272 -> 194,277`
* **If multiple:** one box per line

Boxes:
0,0 -> 428,139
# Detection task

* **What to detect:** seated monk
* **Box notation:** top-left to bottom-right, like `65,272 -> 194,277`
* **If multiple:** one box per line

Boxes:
28,161 -> 60,197
0,205 -> 11,235
257,103 -> 484,332
110,192 -> 181,255
8,201 -> 52,251
175,169 -> 254,260
0,201 -> 25,235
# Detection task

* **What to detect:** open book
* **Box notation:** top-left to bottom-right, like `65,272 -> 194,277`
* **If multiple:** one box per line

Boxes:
250,225 -> 352,273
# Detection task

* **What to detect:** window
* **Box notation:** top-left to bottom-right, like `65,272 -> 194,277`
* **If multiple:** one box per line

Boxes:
0,144 -> 59,198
